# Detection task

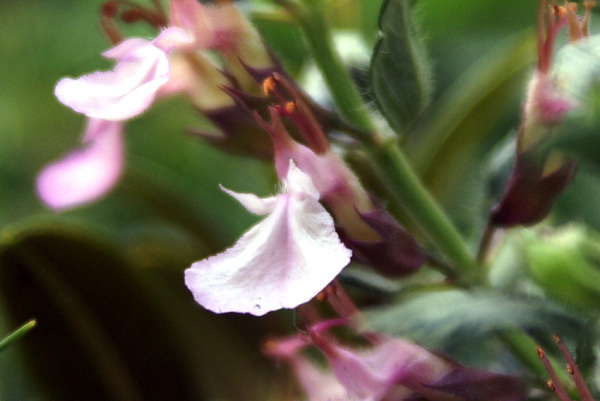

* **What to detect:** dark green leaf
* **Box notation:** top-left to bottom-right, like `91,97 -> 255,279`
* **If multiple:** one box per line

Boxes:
370,0 -> 433,133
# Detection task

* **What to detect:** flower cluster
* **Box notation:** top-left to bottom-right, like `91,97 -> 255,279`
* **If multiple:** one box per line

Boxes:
40,0 -> 426,316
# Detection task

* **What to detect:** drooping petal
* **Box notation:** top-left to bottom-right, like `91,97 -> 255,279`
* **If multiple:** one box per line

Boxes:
36,119 -> 124,210
54,27 -> 192,121
185,162 -> 352,316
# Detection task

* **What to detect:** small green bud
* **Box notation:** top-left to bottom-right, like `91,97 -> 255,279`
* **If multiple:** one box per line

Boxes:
524,225 -> 600,312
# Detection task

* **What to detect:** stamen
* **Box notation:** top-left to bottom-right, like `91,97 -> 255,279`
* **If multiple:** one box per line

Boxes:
285,101 -> 296,114
272,73 -> 329,154
262,77 -> 277,96
564,1 -> 584,41
538,346 -> 572,401
581,1 -> 596,36
553,334 -> 595,401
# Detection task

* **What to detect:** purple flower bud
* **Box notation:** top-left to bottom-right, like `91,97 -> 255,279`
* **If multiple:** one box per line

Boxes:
490,150 -> 577,227
341,206 -> 424,278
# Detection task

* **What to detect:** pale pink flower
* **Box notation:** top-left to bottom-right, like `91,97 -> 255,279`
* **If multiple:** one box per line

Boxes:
54,27 -> 193,121
184,161 -> 352,316
308,322 -> 453,401
36,119 -> 124,210
264,336 -> 349,401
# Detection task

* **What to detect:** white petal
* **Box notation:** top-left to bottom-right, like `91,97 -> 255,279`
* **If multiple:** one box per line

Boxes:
220,185 -> 277,215
54,38 -> 170,120
285,160 -> 320,200
185,191 -> 351,316
151,27 -> 194,52
36,119 -> 124,210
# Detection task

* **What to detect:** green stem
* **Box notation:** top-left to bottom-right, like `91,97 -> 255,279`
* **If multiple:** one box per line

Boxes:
293,0 -> 477,277
296,0 -> 377,135
365,140 -> 477,277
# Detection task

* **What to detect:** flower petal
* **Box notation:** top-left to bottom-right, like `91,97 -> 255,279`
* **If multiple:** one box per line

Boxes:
185,164 -> 351,316
54,37 -> 171,120
264,336 -> 349,401
220,185 -> 277,216
36,119 -> 124,210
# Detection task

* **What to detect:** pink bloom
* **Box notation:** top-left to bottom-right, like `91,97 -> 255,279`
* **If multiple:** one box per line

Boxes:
36,119 -> 124,210
308,321 -> 453,401
169,0 -> 271,60
184,161 -> 352,316
264,336 -> 349,401
54,27 -> 192,120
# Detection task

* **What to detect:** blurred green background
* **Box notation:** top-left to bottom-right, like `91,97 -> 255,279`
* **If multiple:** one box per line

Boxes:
0,0 -> 599,399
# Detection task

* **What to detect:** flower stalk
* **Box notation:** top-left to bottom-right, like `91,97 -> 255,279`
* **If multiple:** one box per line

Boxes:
288,0 -> 478,279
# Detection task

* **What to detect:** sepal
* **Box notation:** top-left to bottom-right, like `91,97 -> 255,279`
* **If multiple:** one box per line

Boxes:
341,206 -> 424,278
490,150 -> 577,227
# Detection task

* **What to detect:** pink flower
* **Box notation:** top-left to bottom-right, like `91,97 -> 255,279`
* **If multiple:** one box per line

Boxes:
268,321 -> 526,401
169,0 -> 271,63
308,321 -> 454,401
264,336 -> 349,401
54,27 -> 193,121
36,119 -> 124,210
184,161 -> 352,316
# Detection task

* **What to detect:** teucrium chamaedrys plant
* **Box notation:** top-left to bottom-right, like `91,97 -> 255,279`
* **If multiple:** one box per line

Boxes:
16,0 -> 600,399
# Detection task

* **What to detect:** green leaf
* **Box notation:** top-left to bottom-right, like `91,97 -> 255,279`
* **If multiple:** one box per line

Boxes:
370,0 -> 433,134
364,289 -> 587,359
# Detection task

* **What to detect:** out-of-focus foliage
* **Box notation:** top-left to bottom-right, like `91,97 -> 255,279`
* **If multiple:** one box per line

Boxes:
370,0 -> 433,134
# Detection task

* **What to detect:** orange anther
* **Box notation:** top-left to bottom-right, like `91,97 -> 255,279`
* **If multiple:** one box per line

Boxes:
567,364 -> 574,375
537,347 -> 545,359
285,101 -> 296,114
262,76 -> 276,96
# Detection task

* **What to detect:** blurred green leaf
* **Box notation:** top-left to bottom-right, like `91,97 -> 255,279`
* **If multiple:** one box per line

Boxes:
364,289 -> 587,356
403,32 -> 533,173
403,32 -> 532,234
370,0 -> 433,134
524,226 -> 600,313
